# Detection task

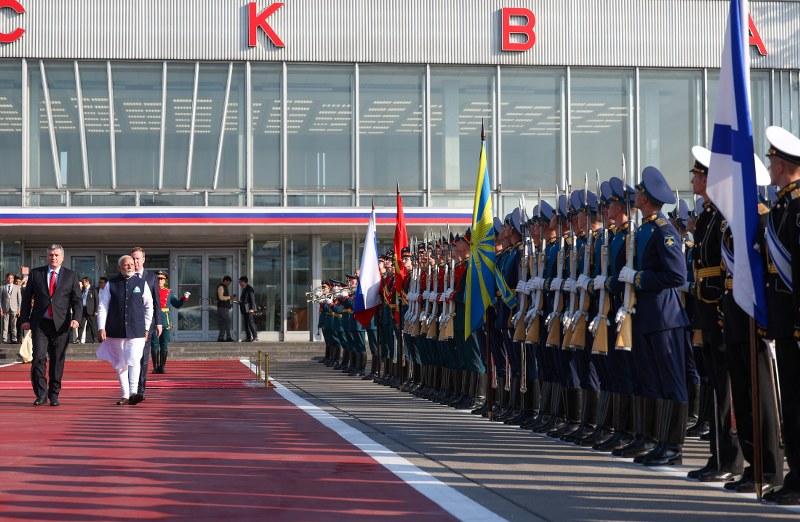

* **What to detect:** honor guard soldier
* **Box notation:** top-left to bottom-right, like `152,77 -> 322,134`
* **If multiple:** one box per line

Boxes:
618,166 -> 690,466
761,126 -> 800,505
344,273 -> 367,377
595,177 -> 636,453
378,250 -> 396,384
686,146 -> 744,482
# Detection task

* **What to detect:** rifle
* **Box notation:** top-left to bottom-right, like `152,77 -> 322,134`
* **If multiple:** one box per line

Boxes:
546,186 -> 566,349
526,188 -> 546,343
426,236 -> 442,339
439,228 -> 456,340
615,155 -> 636,351
412,234 -> 430,337
562,184 -> 579,350
570,173 -> 592,350
590,172 -> 610,355
513,199 -> 530,342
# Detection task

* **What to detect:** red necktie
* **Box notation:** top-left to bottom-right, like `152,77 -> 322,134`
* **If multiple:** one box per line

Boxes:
48,270 -> 56,318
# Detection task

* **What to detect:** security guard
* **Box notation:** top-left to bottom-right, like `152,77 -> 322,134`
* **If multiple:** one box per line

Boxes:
686,146 -> 743,482
762,126 -> 800,505
618,166 -> 690,466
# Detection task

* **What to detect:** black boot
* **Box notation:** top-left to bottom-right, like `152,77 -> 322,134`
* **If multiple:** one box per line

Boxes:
526,380 -> 551,430
550,387 -> 583,438
534,382 -> 563,433
159,350 -> 168,374
685,382 -> 700,432
571,389 -> 603,445
643,401 -> 687,466
497,378 -> 520,421
614,397 -> 658,458
687,384 -> 711,438
457,371 -> 477,410
595,393 -> 633,452
485,384 -> 505,419
362,355 -> 376,380
470,372 -> 487,413
504,382 -> 527,425
151,350 -> 160,373
634,399 -> 666,463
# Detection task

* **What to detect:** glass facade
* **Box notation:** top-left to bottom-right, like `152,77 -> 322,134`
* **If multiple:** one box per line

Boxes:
2,60 -> 799,212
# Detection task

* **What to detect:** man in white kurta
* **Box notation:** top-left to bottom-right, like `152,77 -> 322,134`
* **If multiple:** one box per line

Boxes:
96,255 -> 154,405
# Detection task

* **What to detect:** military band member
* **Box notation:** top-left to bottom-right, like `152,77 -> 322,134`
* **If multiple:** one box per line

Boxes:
618,166 -> 690,466
686,146 -> 744,482
761,126 -> 800,505
344,273 -> 367,377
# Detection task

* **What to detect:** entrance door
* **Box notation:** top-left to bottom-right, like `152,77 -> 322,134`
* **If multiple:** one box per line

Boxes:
173,253 -> 236,341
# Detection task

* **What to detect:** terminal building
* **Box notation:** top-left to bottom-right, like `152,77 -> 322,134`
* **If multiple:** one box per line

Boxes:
0,0 -> 798,341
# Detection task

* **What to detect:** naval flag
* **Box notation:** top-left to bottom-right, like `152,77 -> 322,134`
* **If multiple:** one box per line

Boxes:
706,0 -> 767,325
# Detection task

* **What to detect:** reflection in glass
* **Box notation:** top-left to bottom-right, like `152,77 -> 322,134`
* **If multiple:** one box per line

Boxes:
570,69 -> 634,185
773,71 -> 800,137
0,62 -> 22,189
287,194 -> 352,207
321,239 -> 355,282
253,241 -> 281,332
190,63 -> 231,189
287,65 -> 353,190
42,62 -> 82,189
177,255 -> 203,332
251,64 -> 282,189
430,67 -> 495,190
288,237 -> 310,331
501,68 -> 563,191
112,62 -> 163,189
359,66 -> 424,190
640,70 -> 702,192
163,63 -> 195,189
79,62 -> 112,189
29,62 -> 57,189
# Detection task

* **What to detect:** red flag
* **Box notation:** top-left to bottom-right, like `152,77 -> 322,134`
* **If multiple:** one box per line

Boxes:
393,184 -> 408,295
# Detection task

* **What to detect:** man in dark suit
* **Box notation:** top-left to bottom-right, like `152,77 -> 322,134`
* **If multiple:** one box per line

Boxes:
238,276 -> 258,342
130,247 -> 162,401
20,244 -> 83,406
78,277 -> 99,343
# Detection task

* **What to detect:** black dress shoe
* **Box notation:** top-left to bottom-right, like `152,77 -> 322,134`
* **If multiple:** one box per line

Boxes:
698,470 -> 740,483
49,397 -> 60,407
116,398 -> 130,405
687,464 -> 713,480
730,479 -> 777,495
128,393 -> 143,405
252,338 -> 259,342
764,487 -> 800,505
33,397 -> 48,406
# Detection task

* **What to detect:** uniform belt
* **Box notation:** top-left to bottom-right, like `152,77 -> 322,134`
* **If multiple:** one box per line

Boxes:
725,278 -> 733,290
342,308 -> 352,313
333,313 -> 342,317
767,263 -> 779,274
161,307 -> 170,312
695,267 -> 722,280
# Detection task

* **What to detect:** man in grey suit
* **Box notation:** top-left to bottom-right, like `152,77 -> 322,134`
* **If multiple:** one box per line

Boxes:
1,272 -> 22,344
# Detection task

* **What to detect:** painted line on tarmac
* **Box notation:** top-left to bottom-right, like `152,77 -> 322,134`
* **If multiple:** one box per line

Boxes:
0,361 -> 21,369
241,359 -> 506,522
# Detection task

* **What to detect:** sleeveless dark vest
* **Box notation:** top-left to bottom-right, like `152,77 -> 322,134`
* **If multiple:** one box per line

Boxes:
106,274 -> 147,338
217,283 -> 232,309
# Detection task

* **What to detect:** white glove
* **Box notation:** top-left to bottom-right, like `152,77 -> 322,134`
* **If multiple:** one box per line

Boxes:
678,282 -> 691,293
593,275 -> 607,290
183,291 -> 191,299
515,280 -> 527,293
550,278 -> 563,291
563,278 -> 576,292
428,292 -> 436,303
422,291 -> 429,301
444,288 -> 454,300
618,266 -> 637,284
532,277 -> 544,291
576,274 -> 591,291
439,292 -> 446,302
524,279 -> 536,294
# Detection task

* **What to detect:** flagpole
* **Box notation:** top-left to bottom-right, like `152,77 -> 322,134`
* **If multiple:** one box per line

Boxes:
749,317 -> 763,500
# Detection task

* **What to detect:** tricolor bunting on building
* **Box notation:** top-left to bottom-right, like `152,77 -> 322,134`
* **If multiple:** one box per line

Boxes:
354,203 -> 382,327
706,0 -> 767,324
393,184 -> 409,298
465,123 -> 497,338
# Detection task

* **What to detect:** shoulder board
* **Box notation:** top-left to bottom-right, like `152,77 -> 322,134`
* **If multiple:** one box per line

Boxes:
685,240 -> 694,248
792,188 -> 800,201
655,217 -> 668,227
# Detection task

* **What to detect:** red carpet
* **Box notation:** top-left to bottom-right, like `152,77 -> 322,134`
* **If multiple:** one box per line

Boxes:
0,361 -> 456,521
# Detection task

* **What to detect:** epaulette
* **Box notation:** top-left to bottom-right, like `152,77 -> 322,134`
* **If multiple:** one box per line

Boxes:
758,202 -> 770,215
777,180 -> 799,200
792,188 -> 800,201
655,217 -> 668,227
643,214 -> 659,225
685,240 -> 695,248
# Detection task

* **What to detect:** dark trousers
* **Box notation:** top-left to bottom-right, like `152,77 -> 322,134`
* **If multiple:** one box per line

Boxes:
727,339 -> 784,486
702,328 -> 743,474
30,318 -> 70,400
217,307 -> 232,340
80,308 -> 98,343
775,338 -> 800,490
241,311 -> 257,340
137,326 -> 157,393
